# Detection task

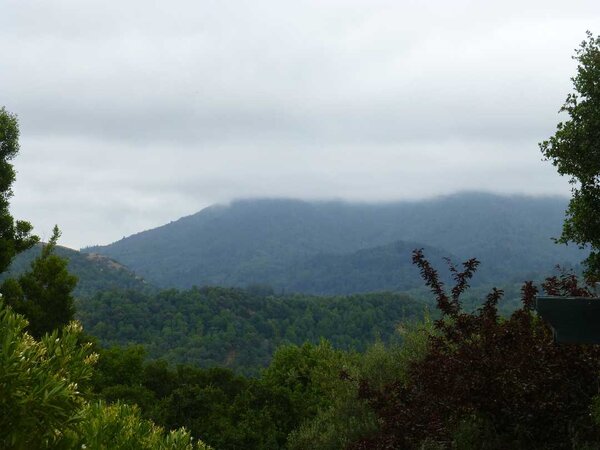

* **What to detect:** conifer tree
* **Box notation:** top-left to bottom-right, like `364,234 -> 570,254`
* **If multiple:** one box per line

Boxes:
2,225 -> 77,337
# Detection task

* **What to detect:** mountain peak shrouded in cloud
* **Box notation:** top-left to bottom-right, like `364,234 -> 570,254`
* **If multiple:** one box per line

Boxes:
2,1 -> 597,248
83,193 -> 585,293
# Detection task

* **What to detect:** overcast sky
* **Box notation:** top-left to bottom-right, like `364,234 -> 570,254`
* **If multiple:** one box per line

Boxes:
2,0 -> 599,249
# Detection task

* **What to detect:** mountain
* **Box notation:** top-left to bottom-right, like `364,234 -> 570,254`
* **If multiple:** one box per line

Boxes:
84,192 -> 586,294
284,241 -> 455,295
2,244 -> 152,298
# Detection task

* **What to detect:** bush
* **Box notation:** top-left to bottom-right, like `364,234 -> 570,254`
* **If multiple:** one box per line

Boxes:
0,302 -> 94,449
0,301 -> 210,449
350,250 -> 600,449
68,401 -> 211,450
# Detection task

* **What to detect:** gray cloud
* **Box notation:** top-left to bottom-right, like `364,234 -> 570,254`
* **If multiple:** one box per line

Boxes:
2,0 -> 597,248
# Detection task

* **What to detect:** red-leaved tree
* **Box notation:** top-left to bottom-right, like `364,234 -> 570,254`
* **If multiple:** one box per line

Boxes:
350,250 -> 600,449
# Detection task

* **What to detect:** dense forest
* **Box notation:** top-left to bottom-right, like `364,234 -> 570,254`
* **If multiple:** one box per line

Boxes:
78,287 -> 424,374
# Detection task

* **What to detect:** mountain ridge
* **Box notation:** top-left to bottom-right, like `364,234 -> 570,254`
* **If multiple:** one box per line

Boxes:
84,192 -> 584,294
2,244 -> 153,298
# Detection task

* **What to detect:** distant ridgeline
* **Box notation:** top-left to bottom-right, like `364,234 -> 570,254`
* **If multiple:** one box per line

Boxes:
77,287 -> 423,375
2,244 -> 152,298
84,192 -> 585,294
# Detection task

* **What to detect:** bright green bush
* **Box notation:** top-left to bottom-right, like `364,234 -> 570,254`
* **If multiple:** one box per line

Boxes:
68,401 -> 211,450
0,301 -> 210,449
0,301 -> 94,449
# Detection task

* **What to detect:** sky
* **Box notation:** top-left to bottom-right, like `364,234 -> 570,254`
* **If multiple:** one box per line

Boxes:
1,0 -> 599,249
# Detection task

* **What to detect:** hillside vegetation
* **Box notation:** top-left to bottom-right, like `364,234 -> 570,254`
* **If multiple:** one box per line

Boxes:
78,287 -> 424,375
2,244 -> 152,298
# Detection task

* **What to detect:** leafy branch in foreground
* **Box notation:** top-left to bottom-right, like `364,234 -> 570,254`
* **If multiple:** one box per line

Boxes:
0,301 -> 210,449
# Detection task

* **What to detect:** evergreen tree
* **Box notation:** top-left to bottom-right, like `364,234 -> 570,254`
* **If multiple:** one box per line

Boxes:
1,225 -> 77,337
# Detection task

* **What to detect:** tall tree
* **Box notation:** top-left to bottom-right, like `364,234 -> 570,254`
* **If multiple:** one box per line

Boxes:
0,107 -> 38,273
540,32 -> 600,278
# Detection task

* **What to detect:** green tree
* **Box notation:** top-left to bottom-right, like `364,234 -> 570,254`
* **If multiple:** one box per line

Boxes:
1,225 -> 77,337
0,301 -> 211,449
0,107 -> 75,339
0,301 -> 96,449
0,108 -> 77,337
287,318 -> 434,450
540,32 -> 600,278
0,107 -> 38,273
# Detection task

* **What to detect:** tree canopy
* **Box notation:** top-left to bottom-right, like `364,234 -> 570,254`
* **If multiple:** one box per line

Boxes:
540,31 -> 600,278
0,109 -> 77,338
1,225 -> 77,337
0,107 -> 37,273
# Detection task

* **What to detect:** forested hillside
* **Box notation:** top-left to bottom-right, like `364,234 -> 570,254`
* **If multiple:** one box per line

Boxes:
77,287 -> 423,374
273,241 -> 456,295
1,244 -> 152,298
85,193 -> 585,293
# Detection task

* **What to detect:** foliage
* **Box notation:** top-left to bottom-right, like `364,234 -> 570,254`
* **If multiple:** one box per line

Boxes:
78,287 -> 422,374
0,300 -> 210,449
91,345 -> 158,410
1,225 -> 77,338
540,32 -> 600,279
67,401 -> 211,450
350,250 -> 600,449
287,318 -> 434,450
91,345 -> 303,449
0,301 -> 96,449
93,344 -> 147,387
0,107 -> 37,274
261,341 -> 354,424
91,332 -> 434,450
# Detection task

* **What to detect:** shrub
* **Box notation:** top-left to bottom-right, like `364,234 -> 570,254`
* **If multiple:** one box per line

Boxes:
68,401 -> 211,450
350,250 -> 600,449
0,300 -> 210,449
0,301 -> 94,449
